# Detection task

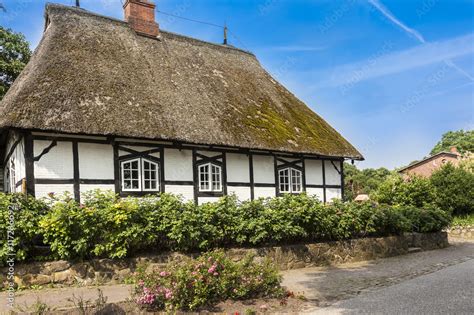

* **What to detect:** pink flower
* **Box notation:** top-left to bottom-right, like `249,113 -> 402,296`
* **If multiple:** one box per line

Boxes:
213,272 -> 219,276
208,263 -> 217,274
159,271 -> 169,277
136,291 -> 156,305
164,288 -> 173,300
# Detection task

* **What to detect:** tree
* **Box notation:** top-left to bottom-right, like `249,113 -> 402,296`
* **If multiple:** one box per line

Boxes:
430,130 -> 474,155
343,163 -> 392,201
430,163 -> 474,216
0,26 -> 31,99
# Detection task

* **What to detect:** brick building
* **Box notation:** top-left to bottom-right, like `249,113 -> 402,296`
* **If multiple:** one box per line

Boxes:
399,147 -> 461,177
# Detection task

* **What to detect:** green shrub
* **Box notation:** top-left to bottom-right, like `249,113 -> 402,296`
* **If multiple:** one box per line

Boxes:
132,250 -> 283,311
40,192 -> 101,260
430,163 -> 474,216
397,205 -> 451,233
0,193 -> 49,265
40,191 -> 171,260
3,190 -> 452,262
374,174 -> 436,207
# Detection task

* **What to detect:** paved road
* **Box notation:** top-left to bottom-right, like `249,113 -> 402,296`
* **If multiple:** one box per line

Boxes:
313,259 -> 473,314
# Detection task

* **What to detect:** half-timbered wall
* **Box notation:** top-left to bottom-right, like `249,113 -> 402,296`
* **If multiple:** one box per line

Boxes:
13,131 -> 344,203
3,131 -> 26,193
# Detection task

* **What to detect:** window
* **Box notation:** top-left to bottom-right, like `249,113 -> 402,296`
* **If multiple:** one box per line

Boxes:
142,159 -> 159,191
121,158 -> 159,192
198,163 -> 222,192
279,167 -> 302,193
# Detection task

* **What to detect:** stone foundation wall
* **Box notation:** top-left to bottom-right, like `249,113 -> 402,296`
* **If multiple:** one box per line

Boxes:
2,232 -> 448,288
447,226 -> 474,240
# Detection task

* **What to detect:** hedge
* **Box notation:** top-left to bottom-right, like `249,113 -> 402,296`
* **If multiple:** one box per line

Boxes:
0,191 -> 451,265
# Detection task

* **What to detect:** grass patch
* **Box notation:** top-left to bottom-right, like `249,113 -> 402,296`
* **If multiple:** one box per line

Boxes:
451,214 -> 474,227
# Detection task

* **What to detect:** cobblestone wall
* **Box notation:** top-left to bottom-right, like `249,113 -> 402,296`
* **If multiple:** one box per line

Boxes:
1,232 -> 448,288
447,226 -> 474,240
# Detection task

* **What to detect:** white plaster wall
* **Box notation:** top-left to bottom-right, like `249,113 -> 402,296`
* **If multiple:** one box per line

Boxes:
254,186 -> 276,199
227,186 -> 251,201
326,188 -> 342,202
253,155 -> 274,184
35,184 -> 74,199
325,161 -> 342,186
119,145 -> 160,158
306,187 -> 324,202
165,185 -> 194,201
34,141 -> 73,179
226,153 -> 250,183
80,184 -> 115,199
197,151 -> 222,158
79,143 -> 114,179
198,197 -> 219,205
164,149 -> 193,181
305,159 -> 323,185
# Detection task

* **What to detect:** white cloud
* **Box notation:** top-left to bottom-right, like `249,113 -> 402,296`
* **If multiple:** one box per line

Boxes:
313,33 -> 474,88
368,0 -> 426,43
368,0 -> 473,82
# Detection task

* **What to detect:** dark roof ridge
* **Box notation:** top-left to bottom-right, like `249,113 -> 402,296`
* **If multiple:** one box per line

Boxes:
45,2 -> 254,57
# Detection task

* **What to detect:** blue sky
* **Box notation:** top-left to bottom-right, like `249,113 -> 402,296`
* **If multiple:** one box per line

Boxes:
1,0 -> 473,169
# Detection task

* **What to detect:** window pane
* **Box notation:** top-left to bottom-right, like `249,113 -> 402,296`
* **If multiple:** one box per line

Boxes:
132,170 -> 139,179
291,169 -> 302,192
211,165 -> 221,191
132,180 -> 139,189
199,164 -> 210,191
142,159 -> 159,191
122,159 -> 141,191
279,169 -> 290,192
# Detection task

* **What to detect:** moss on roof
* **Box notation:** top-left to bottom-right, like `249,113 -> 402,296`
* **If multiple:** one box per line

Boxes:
0,4 -> 363,159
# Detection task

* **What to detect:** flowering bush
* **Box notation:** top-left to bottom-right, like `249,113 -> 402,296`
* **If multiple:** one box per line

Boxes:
132,250 -> 283,311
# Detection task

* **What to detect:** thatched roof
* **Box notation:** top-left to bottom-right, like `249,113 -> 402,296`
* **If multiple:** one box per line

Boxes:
0,4 -> 363,159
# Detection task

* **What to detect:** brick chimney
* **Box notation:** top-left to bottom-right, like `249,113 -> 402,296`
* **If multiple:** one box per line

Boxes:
450,146 -> 459,154
123,0 -> 159,38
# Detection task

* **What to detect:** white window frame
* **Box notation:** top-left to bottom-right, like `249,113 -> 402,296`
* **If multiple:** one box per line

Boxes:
198,162 -> 223,192
142,159 -> 160,192
120,158 -> 161,193
121,158 -> 142,192
278,167 -> 303,194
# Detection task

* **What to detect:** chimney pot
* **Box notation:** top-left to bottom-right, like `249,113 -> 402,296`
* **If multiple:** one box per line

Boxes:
123,0 -> 159,38
450,146 -> 458,154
